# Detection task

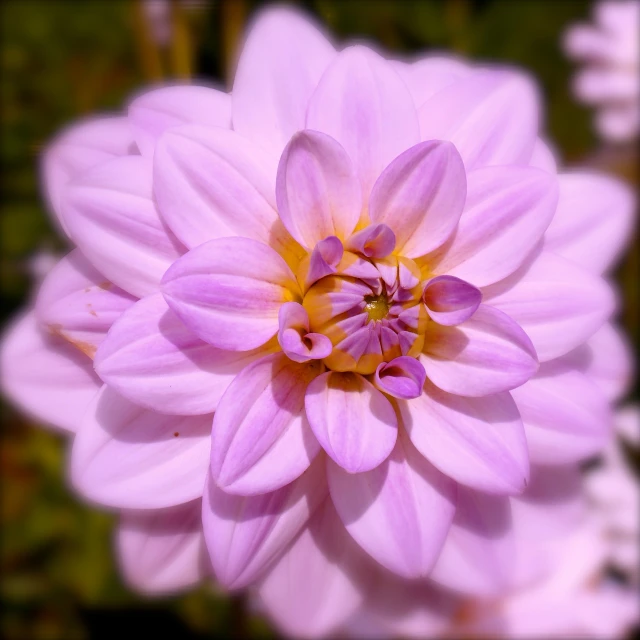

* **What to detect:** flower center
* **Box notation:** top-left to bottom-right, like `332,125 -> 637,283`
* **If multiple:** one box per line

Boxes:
364,293 -> 390,322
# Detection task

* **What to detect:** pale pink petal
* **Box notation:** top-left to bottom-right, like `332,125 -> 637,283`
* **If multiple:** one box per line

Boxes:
210,353 -> 322,495
544,172 -> 635,274
128,85 -> 231,156
421,305 -> 538,397
35,249 -> 136,358
529,138 -> 559,173
596,103 -> 640,142
162,237 -> 300,351
116,500 -> 208,594
71,386 -> 211,509
400,380 -> 529,495
202,458 -> 328,589
42,117 -> 136,234
302,236 -> 344,290
574,69 -> 639,103
428,166 -> 559,287
328,431 -> 456,578
511,360 -> 611,465
374,356 -> 426,400
418,69 -> 540,170
429,487 -> 515,596
422,275 -> 482,326
232,6 -> 336,164
390,55 -> 471,108
345,224 -> 396,259
95,294 -> 271,415
277,302 -> 332,363
62,156 -> 184,298
0,312 -> 101,434
482,250 -> 616,362
306,45 -> 420,198
276,130 -> 362,248
369,140 -> 467,257
153,125 -> 291,251
257,498 -> 371,639
305,371 -> 397,473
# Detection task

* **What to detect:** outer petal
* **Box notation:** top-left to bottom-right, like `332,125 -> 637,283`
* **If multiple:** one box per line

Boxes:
42,116 -> 135,234
562,322 -> 634,401
428,166 -> 559,287
35,249 -> 136,358
203,458 -> 328,589
305,371 -> 397,473
95,294 -> 271,415
210,353 -> 322,495
418,69 -> 540,170
429,487 -> 515,596
328,431 -> 456,578
369,140 -> 467,258
63,156 -> 184,298
153,125 -> 293,253
276,130 -> 361,248
71,386 -> 211,509
482,250 -> 616,361
400,380 -> 529,495
421,304 -> 538,397
306,45 -> 420,198
128,85 -> 231,157
257,498 -> 371,639
116,501 -> 208,594
511,360 -> 611,465
544,172 -> 635,274
0,312 -> 101,433
162,237 -> 300,351
232,6 -> 336,164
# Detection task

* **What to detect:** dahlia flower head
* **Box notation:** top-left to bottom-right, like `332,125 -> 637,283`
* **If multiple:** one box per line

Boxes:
1,5 -> 636,631
564,0 -> 640,142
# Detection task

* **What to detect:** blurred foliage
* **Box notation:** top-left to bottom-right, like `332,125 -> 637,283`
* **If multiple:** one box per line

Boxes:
0,1 -> 637,639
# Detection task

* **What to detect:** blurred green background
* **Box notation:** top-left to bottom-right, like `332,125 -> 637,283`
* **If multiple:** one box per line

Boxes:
1,1 -> 638,638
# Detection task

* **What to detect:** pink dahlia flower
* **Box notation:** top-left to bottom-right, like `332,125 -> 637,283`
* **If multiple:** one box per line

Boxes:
0,4 -> 636,627
564,0 -> 640,142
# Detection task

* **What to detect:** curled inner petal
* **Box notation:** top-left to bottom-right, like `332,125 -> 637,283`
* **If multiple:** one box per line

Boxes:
374,356 -> 426,399
278,302 -> 332,363
422,275 -> 482,326
346,223 -> 396,259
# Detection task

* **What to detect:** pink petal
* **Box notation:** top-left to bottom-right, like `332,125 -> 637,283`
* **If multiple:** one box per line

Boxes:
257,498 -> 371,639
0,312 -> 101,433
277,302 -> 332,363
232,6 -> 336,165
62,156 -> 184,298
422,275 -> 482,326
42,116 -> 135,235
345,224 -> 396,259
202,457 -> 328,589
210,353 -> 322,495
421,304 -> 538,397
95,293 -> 270,415
511,360 -> 611,465
400,380 -> 529,495
390,55 -> 471,108
306,45 -> 420,198
305,371 -> 397,473
369,140 -> 466,257
35,249 -> 136,358
374,356 -> 426,400
482,250 -> 615,362
71,386 -> 211,509
128,85 -> 231,157
418,69 -> 540,170
563,322 -> 634,401
116,500 -> 208,594
429,487 -> 515,596
328,431 -> 456,578
162,237 -> 300,351
302,236 -> 344,290
153,125 -> 289,251
428,166 -> 559,287
276,130 -> 362,249
544,172 -> 635,274
529,138 -> 559,173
